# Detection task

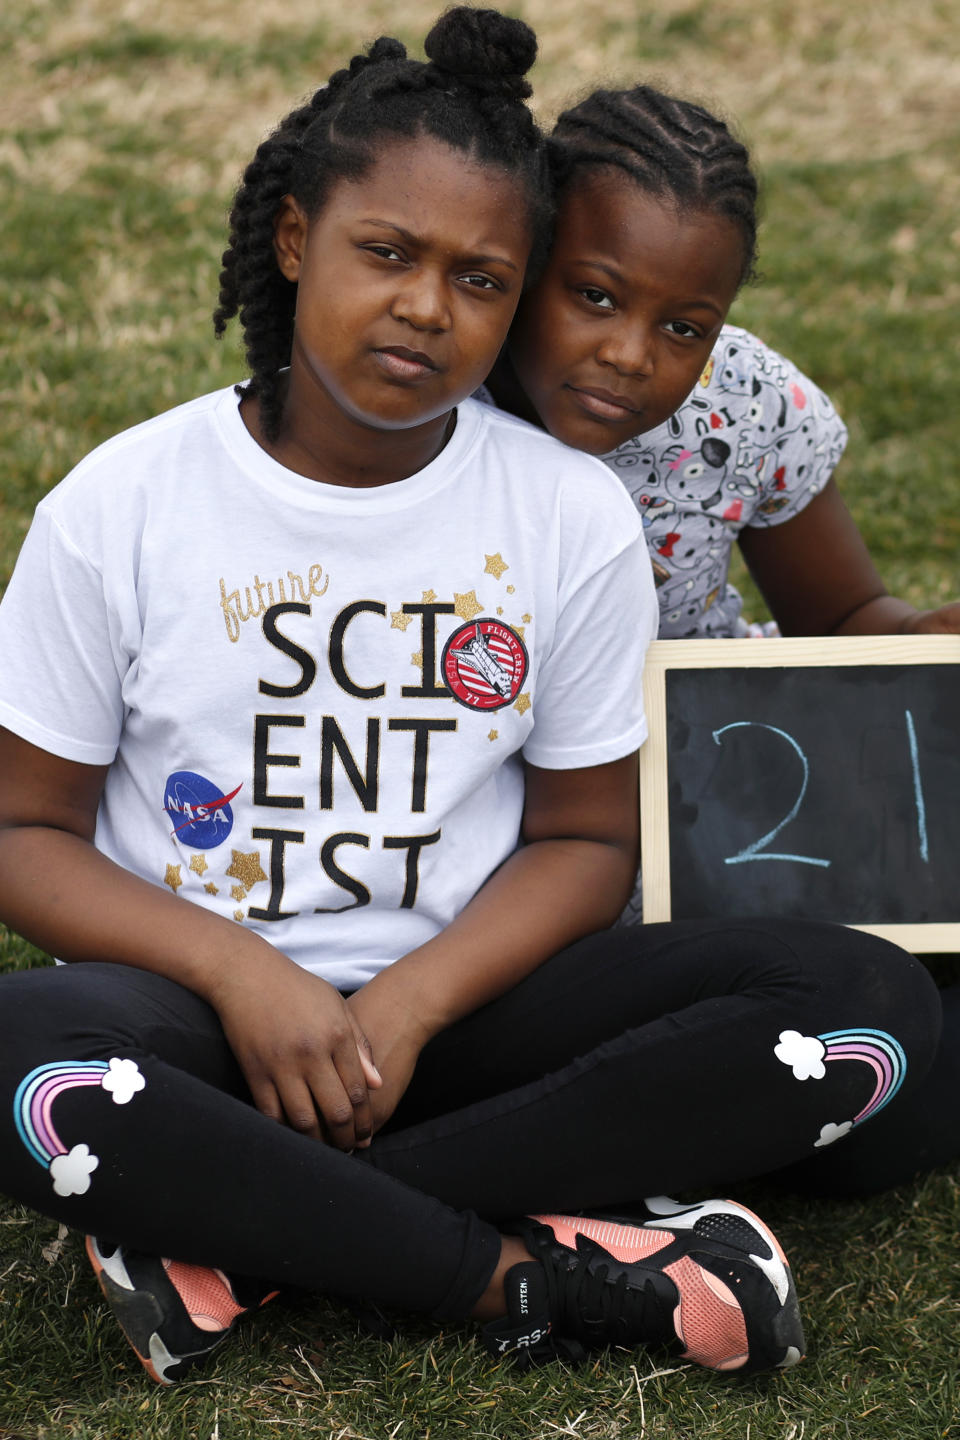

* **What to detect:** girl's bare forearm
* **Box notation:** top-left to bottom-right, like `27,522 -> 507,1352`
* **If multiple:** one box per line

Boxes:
358,830 -> 636,1044
0,825 -> 284,1003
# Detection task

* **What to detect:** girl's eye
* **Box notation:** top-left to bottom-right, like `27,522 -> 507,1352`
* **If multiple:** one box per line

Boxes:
664,320 -> 701,339
461,273 -> 500,291
366,244 -> 405,262
577,286 -> 615,310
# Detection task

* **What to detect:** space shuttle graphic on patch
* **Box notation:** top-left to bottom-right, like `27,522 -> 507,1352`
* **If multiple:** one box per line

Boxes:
448,624 -> 513,697
441,617 -> 529,712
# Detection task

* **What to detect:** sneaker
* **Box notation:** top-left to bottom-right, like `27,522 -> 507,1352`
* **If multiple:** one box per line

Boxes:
85,1235 -> 278,1384
482,1196 -> 804,1375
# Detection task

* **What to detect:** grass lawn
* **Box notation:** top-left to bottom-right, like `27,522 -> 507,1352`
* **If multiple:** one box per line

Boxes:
1,0 -> 959,1435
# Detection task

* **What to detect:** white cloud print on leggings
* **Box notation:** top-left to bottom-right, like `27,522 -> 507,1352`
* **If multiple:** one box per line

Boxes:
14,1056 -> 147,1195
774,1026 -> 907,1148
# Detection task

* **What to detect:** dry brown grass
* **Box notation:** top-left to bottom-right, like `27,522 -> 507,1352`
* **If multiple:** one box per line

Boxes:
3,0 -> 959,201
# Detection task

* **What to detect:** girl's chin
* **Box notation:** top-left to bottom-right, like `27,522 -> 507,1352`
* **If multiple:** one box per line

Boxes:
547,413 -> 641,457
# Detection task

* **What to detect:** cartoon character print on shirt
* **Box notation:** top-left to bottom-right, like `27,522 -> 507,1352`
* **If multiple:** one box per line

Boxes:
606,452 -> 676,591
603,326 -> 848,638
650,439 -> 734,631
774,1027 -> 907,1148
606,447 -> 676,531
612,434 -> 731,633
13,1057 -> 146,1196
708,331 -> 844,517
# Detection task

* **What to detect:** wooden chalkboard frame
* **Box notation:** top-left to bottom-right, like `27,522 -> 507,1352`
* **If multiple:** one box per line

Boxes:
639,634 -> 960,952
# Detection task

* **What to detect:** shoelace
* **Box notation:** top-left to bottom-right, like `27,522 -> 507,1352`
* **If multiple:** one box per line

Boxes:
535,1232 -> 677,1354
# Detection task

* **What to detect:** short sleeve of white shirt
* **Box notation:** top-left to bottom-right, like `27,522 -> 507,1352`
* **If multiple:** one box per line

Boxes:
521,531 -> 654,769
0,505 -> 126,764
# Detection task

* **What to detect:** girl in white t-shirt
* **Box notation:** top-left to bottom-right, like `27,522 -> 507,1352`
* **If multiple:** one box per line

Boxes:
0,12 -> 939,1387
485,82 -> 960,641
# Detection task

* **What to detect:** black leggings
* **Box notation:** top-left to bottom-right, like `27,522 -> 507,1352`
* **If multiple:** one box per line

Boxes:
0,920 -> 940,1320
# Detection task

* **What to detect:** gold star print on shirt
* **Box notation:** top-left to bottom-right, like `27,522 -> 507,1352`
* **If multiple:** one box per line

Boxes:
164,849 -> 266,921
225,850 -> 269,891
453,590 -> 484,622
484,552 -> 509,580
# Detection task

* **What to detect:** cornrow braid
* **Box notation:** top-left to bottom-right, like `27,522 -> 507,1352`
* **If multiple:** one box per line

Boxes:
214,9 -> 550,442
549,84 -> 759,289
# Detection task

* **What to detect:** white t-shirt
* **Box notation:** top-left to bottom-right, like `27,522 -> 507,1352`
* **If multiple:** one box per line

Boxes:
0,389 -> 654,989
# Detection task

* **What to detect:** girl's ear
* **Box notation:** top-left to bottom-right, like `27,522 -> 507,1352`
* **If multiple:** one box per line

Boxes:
274,195 -> 309,282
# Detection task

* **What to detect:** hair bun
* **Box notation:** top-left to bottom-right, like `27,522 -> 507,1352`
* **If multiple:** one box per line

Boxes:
424,7 -> 537,99
364,36 -> 408,66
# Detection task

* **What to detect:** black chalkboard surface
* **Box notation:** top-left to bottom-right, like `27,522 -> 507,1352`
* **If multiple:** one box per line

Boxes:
639,636 -> 960,951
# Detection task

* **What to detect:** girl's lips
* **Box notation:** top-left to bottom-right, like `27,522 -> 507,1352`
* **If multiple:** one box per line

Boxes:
374,347 -> 439,381
567,385 -> 640,420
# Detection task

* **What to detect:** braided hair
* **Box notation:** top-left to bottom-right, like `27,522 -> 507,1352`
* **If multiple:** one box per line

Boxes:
549,84 -> 759,289
214,7 -> 550,441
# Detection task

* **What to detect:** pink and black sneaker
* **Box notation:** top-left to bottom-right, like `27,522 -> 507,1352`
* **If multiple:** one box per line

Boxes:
85,1235 -> 278,1384
482,1196 -> 804,1375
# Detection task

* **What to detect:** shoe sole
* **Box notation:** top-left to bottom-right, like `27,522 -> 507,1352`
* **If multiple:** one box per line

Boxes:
85,1236 -> 218,1385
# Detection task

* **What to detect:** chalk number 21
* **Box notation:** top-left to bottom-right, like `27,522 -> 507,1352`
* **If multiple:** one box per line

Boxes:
712,710 -> 928,868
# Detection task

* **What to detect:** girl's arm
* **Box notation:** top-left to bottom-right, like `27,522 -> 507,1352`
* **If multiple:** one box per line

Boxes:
738,479 -> 960,636
0,728 -> 380,1150
347,751 -> 639,1131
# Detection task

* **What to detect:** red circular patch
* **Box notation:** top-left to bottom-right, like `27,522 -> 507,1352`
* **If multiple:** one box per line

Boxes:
441,618 -> 528,711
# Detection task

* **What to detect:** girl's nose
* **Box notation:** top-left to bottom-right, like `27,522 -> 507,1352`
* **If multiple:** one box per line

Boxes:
390,272 -> 450,331
596,322 -> 655,377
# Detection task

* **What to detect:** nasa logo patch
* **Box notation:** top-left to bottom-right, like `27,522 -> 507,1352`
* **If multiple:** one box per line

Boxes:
163,771 -> 242,849
441,618 -> 528,712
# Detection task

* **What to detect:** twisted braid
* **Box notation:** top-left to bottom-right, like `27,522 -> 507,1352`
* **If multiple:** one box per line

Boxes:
214,9 -> 550,441
550,85 -> 759,287
213,42 -> 406,435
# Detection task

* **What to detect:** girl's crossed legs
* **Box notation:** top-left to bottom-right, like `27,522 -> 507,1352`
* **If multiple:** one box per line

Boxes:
0,918 -> 939,1324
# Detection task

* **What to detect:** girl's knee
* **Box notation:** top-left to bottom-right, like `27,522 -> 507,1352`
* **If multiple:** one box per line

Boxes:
767,922 -> 939,1033
826,931 -> 941,1056
770,927 -> 943,1122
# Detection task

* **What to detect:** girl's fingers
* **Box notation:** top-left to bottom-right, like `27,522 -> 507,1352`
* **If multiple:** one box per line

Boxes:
359,1052 -> 382,1087
232,1006 -> 377,1149
350,1023 -> 382,1144
351,1020 -> 383,1090
246,1074 -> 287,1129
274,1073 -> 326,1142
311,1038 -> 374,1151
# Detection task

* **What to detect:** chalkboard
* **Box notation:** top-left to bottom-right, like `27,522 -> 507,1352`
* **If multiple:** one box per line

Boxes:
638,635 -> 960,951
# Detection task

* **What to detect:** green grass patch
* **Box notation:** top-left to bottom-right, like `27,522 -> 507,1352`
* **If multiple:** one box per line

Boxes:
726,139 -> 960,621
1,1 -> 958,1435
631,1 -> 752,61
1,1158 -> 959,1437
34,22 -> 335,80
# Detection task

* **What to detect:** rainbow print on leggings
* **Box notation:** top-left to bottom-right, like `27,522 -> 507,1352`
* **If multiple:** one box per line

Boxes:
773,1026 -> 906,1149
818,1028 -> 906,1124
13,1057 -> 145,1197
